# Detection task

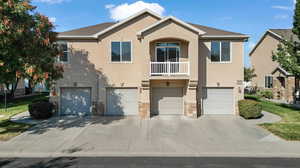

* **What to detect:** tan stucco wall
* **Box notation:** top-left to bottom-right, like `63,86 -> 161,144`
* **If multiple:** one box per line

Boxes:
198,39 -> 245,114
53,13 -> 245,116
251,33 -> 280,88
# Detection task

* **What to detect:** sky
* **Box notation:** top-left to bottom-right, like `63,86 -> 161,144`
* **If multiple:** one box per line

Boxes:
31,0 -> 297,67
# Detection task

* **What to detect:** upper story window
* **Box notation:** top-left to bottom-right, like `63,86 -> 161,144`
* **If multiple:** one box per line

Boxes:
111,41 -> 131,62
265,76 -> 273,88
211,41 -> 231,63
57,41 -> 69,63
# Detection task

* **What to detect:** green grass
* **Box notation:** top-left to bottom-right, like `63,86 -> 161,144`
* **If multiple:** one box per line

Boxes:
0,94 -> 49,141
245,95 -> 300,141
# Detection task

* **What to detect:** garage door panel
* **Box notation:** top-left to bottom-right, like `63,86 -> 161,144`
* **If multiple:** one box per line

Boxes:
203,88 -> 234,115
60,88 -> 91,116
106,88 -> 138,116
152,88 -> 183,115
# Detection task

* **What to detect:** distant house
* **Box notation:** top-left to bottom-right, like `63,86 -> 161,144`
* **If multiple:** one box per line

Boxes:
250,29 -> 300,103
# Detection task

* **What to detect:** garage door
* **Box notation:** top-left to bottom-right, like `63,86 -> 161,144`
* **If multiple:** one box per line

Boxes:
203,88 -> 234,115
152,87 -> 183,115
60,87 -> 91,116
106,88 -> 138,116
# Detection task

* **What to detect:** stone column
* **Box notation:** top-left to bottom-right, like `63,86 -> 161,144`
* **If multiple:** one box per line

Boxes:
139,80 -> 150,119
184,80 -> 198,118
287,76 -> 295,103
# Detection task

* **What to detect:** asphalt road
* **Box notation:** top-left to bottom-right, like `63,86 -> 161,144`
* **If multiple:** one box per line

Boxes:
0,157 -> 300,168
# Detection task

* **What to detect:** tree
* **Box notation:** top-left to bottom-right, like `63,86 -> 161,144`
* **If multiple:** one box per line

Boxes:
272,0 -> 300,90
244,67 -> 257,82
0,0 -> 63,97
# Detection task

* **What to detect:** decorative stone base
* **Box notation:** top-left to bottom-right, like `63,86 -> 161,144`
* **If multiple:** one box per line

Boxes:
184,102 -> 197,118
139,102 -> 150,119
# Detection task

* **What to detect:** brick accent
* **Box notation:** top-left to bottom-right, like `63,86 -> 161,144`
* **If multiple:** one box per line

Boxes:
184,102 -> 197,118
139,102 -> 150,119
272,76 -> 295,103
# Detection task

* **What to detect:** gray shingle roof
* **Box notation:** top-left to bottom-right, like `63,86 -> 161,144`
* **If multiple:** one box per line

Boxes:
269,29 -> 299,42
58,21 -> 246,37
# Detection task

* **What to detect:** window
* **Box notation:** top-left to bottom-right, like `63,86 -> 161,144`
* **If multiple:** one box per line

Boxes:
265,76 -> 273,88
211,41 -> 231,62
57,42 -> 69,63
277,77 -> 285,88
111,41 -> 131,62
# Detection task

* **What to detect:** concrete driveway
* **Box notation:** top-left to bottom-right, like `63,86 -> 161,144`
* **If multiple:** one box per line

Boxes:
1,112 -> 300,157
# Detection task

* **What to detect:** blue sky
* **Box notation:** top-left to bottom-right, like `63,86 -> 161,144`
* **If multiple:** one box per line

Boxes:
32,0 -> 296,67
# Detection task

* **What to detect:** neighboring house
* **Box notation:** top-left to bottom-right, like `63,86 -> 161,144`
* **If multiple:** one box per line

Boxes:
250,29 -> 300,103
51,9 -> 248,118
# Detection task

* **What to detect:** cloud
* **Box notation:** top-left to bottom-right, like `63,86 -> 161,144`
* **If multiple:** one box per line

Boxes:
272,5 -> 292,10
33,0 -> 70,4
274,14 -> 289,19
248,41 -> 256,50
105,1 -> 165,21
49,17 -> 56,23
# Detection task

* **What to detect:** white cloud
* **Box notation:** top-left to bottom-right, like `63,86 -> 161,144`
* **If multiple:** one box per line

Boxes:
49,17 -> 56,23
272,5 -> 292,10
33,0 -> 69,4
274,14 -> 289,19
248,41 -> 256,50
105,1 -> 165,21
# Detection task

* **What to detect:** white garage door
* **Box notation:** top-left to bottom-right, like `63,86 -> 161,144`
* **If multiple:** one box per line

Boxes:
203,88 -> 234,115
60,87 -> 91,116
152,87 -> 183,115
106,88 -> 138,116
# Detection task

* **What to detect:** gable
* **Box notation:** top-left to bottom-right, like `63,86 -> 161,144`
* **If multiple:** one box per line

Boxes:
250,31 -> 282,56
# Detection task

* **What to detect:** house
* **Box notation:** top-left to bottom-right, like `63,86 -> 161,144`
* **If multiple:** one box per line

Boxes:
51,9 -> 248,118
250,29 -> 300,103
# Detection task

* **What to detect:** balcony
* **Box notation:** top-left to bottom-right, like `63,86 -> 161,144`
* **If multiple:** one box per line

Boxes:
150,62 -> 190,76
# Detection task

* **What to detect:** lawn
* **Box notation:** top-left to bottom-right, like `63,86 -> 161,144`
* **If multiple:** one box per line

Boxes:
245,95 -> 300,141
0,94 -> 49,141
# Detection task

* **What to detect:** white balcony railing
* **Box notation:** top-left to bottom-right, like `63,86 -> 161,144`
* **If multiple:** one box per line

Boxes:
150,62 -> 190,76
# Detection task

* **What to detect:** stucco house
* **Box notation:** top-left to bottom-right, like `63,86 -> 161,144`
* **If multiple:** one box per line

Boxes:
250,29 -> 300,103
51,9 -> 249,118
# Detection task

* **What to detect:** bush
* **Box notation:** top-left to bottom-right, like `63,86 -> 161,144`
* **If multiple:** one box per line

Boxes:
239,99 -> 263,119
28,100 -> 54,119
244,94 -> 261,101
259,90 -> 273,99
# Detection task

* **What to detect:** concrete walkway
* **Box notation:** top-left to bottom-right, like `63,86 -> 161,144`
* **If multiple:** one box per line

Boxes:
1,112 -> 300,158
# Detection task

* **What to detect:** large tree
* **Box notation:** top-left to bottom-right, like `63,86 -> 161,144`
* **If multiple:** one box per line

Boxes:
0,0 -> 63,97
272,0 -> 300,89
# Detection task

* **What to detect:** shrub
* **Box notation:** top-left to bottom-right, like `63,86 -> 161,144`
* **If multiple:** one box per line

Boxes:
244,94 -> 261,101
28,100 -> 54,119
259,90 -> 273,99
239,99 -> 263,119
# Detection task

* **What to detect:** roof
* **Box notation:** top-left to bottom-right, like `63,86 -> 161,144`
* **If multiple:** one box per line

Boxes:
271,66 -> 292,76
249,29 -> 299,56
57,9 -> 248,39
269,29 -> 299,42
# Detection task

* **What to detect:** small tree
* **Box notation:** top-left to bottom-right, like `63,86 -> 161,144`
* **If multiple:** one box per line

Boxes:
0,0 -> 63,97
272,0 -> 300,91
244,67 -> 257,82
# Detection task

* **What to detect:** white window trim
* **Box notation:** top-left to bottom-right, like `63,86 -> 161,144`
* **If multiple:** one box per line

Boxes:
264,75 -> 274,89
154,42 -> 181,62
110,41 -> 133,64
57,41 -> 70,64
209,41 -> 232,64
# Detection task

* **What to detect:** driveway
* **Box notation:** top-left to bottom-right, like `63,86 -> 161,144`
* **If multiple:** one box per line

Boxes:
1,112 -> 300,157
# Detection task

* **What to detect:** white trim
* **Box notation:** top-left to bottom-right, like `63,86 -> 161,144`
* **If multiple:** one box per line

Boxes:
57,35 -> 96,39
209,41 -> 232,64
110,41 -> 133,63
201,35 -> 249,39
137,16 -> 206,37
271,66 -> 291,76
249,30 -> 283,56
